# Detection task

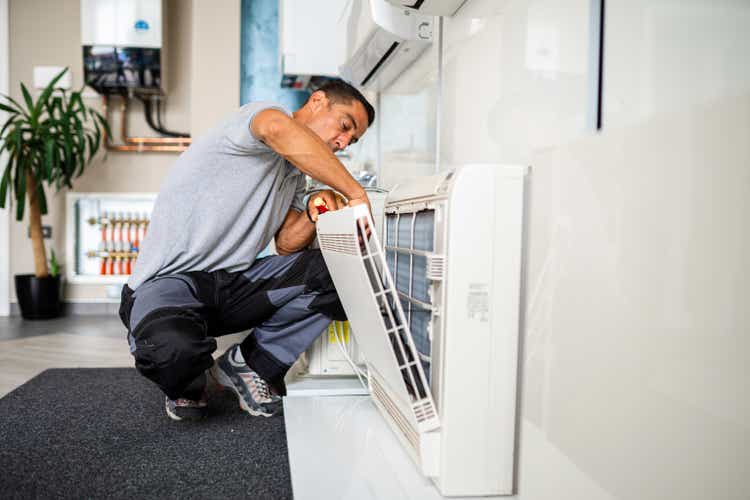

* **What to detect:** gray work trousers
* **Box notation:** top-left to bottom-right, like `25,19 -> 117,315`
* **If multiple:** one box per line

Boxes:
118,250 -> 345,400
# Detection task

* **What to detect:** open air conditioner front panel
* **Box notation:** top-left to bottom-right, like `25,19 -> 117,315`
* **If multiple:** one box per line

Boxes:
318,165 -> 527,496
316,205 -> 440,436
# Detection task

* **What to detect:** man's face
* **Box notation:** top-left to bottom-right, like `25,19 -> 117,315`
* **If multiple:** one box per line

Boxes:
304,92 -> 369,153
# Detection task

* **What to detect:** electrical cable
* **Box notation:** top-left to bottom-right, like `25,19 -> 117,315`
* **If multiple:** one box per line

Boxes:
332,323 -> 369,391
155,96 -> 165,130
136,93 -> 190,138
334,326 -> 368,384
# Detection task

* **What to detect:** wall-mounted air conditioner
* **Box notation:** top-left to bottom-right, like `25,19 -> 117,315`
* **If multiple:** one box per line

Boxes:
339,0 -> 434,91
386,0 -> 467,16
316,164 -> 528,496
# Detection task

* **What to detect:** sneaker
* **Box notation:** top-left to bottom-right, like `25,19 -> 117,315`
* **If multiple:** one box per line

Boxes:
213,344 -> 283,417
164,371 -> 222,422
165,395 -> 208,421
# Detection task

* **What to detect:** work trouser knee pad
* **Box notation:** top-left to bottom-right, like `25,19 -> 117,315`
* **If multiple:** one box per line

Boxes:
130,309 -> 216,400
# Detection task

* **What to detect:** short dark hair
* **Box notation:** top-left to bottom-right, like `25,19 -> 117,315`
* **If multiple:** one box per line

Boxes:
316,79 -> 375,127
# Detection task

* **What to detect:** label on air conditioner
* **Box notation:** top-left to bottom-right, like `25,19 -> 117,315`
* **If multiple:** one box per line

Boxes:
467,283 -> 489,322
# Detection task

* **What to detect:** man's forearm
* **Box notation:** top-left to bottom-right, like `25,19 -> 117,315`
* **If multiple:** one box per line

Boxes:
253,111 -> 366,201
275,210 -> 316,255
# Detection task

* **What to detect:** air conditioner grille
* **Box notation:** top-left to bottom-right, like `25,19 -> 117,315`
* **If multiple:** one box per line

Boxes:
426,255 -> 445,280
371,375 -> 419,454
318,233 -> 359,256
384,210 -> 437,385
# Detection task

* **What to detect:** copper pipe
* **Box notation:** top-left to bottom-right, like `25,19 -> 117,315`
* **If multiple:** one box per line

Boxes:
103,95 -> 191,153
125,137 -> 191,144
107,144 -> 188,152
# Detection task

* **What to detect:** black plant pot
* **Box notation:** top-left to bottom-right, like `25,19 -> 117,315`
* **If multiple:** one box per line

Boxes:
14,274 -> 63,320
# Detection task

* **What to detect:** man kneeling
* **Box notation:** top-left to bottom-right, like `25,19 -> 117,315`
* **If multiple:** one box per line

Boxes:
118,80 -> 374,420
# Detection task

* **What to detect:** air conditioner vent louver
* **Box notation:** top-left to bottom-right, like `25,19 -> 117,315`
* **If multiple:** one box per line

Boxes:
318,233 -> 360,256
371,375 -> 419,453
426,255 -> 445,280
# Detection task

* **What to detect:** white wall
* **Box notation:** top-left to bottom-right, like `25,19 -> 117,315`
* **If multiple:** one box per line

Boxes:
380,0 -> 750,497
190,0 -> 240,139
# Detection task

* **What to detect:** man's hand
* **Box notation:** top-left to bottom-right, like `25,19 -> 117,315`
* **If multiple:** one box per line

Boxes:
307,190 -> 346,222
308,190 -> 373,240
346,191 -> 373,240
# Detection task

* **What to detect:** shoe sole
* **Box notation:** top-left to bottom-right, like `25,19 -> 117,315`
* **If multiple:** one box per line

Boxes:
165,401 -> 183,421
211,364 -> 274,418
165,398 -> 207,422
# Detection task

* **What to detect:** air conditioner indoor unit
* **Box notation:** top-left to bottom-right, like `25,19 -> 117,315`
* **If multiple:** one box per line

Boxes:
316,164 -> 528,496
339,0 -> 434,90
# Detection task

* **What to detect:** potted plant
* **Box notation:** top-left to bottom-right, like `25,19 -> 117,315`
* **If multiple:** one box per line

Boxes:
0,68 -> 110,319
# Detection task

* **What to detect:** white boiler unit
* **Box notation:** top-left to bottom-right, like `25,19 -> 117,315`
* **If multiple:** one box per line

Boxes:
316,164 -> 527,496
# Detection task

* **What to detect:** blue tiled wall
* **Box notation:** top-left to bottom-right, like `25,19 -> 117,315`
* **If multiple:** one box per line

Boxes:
240,0 -> 310,109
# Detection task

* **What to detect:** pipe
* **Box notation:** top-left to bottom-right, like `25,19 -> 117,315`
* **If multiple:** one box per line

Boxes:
125,137 -> 191,144
103,95 -> 191,152
119,97 -> 191,145
138,94 -> 190,138
108,144 -> 189,152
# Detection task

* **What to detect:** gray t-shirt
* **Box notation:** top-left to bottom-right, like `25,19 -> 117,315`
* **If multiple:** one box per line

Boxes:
127,102 -> 306,290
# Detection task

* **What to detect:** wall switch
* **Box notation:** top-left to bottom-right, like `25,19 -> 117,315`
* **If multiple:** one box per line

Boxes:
33,66 -> 72,90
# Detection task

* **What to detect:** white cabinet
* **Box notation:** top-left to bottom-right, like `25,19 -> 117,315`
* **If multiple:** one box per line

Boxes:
80,0 -> 162,48
279,0 -> 349,86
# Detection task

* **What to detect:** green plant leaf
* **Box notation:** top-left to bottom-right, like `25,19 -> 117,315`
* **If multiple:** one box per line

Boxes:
44,137 -> 54,179
36,183 -> 48,215
62,125 -> 72,180
15,156 -> 26,221
92,122 -> 101,153
14,124 -> 22,159
0,116 -> 19,142
0,93 -> 28,117
49,248 -> 60,277
3,73 -> 110,222
0,102 -> 19,115
74,116 -> 84,146
86,134 -> 96,160
32,68 -> 68,120
0,159 -> 11,208
20,83 -> 34,116
93,111 -> 112,140
70,91 -> 84,114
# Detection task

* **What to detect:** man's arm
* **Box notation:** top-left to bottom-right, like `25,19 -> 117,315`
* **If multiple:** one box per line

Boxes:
275,190 -> 346,255
275,209 -> 314,255
251,109 -> 368,206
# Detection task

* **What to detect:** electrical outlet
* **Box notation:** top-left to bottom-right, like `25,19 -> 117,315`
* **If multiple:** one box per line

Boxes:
28,225 -> 52,239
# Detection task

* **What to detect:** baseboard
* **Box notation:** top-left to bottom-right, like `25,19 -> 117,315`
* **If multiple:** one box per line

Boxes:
9,301 -> 121,316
